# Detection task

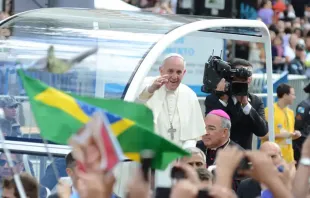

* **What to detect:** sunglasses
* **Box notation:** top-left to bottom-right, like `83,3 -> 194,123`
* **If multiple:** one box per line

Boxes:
0,159 -> 19,166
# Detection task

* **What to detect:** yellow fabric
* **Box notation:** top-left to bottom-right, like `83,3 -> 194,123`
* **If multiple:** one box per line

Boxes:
35,87 -> 135,136
264,103 -> 295,163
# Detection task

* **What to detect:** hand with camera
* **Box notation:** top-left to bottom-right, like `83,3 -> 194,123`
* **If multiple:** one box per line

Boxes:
240,151 -> 293,198
170,162 -> 238,198
170,163 -> 201,198
215,146 -> 244,189
148,74 -> 169,94
215,78 -> 229,103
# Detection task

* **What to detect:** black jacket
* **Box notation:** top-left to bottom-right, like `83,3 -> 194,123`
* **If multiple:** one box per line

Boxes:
293,97 -> 310,162
196,139 -> 242,166
204,93 -> 268,149
295,97 -> 310,137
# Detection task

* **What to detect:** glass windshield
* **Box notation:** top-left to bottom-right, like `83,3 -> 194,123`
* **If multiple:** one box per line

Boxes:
0,8 -> 185,142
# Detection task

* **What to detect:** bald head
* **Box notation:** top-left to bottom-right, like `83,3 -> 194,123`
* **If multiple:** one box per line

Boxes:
260,142 -> 281,153
260,142 -> 283,166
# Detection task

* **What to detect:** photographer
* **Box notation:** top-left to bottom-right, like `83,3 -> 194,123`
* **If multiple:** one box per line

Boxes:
204,58 -> 268,150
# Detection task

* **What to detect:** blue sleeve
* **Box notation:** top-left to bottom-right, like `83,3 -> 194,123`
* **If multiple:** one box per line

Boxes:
261,189 -> 273,198
40,158 -> 68,190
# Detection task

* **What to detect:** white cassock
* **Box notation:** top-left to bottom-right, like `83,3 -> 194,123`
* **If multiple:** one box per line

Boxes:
137,76 -> 205,187
137,76 -> 205,147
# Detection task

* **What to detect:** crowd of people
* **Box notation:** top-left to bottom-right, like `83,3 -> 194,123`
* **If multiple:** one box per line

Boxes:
123,0 -> 310,77
252,0 -> 310,76
0,52 -> 309,198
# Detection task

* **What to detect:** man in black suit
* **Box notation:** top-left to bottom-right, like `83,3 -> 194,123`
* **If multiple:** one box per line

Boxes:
204,58 -> 268,149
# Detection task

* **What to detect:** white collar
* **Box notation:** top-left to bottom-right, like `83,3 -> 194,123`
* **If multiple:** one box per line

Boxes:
165,86 -> 178,95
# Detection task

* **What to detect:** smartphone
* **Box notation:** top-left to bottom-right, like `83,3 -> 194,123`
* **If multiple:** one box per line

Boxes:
170,166 -> 185,180
155,187 -> 170,198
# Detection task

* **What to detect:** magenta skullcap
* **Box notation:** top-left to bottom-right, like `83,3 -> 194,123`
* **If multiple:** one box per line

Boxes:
208,109 -> 230,120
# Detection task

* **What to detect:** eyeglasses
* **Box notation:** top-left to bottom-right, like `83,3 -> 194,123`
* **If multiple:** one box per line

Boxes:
0,159 -> 19,166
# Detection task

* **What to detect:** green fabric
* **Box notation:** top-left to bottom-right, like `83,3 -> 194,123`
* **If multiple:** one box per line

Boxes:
18,69 -> 84,143
70,94 -> 154,134
18,69 -> 189,170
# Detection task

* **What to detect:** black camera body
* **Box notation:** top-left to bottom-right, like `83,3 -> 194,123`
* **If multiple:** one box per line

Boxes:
201,55 -> 252,96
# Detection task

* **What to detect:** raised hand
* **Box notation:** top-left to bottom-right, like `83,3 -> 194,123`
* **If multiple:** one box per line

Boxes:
148,75 -> 169,93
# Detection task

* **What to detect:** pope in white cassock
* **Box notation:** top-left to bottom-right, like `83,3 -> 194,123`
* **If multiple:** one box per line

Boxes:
137,53 -> 205,148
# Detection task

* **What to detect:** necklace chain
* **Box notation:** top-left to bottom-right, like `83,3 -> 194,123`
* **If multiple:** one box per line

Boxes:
166,88 -> 179,128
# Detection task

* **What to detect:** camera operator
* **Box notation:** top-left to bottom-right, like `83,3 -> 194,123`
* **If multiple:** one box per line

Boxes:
204,58 -> 268,150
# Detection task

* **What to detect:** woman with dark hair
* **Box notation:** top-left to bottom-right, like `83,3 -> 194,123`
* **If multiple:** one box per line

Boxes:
272,34 -> 286,72
258,0 -> 274,25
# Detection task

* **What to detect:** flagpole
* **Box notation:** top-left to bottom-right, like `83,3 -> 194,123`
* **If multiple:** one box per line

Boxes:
42,138 -> 60,181
0,129 -> 27,198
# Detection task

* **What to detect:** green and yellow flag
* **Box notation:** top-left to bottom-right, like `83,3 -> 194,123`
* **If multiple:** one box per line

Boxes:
18,70 -> 189,170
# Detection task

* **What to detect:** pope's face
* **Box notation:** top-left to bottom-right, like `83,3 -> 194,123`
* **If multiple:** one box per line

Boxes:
159,56 -> 186,91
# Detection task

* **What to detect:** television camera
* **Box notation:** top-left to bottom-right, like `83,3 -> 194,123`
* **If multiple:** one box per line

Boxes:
201,53 -> 252,96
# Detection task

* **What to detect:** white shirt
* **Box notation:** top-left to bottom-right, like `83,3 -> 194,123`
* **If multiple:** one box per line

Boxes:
284,45 -> 295,61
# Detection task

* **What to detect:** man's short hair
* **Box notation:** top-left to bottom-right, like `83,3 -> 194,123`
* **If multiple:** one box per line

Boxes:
3,173 -> 38,198
230,58 -> 253,69
184,147 -> 206,163
221,117 -> 231,135
196,168 -> 213,182
65,152 -> 76,169
277,83 -> 292,98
